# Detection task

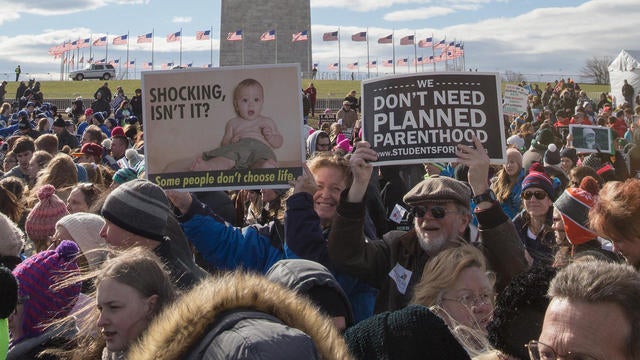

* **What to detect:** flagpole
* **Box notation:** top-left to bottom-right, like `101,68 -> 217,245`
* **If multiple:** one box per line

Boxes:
307,29 -> 311,73
366,28 -> 370,79
432,34 -> 436,72
338,27 -> 341,80
392,30 -> 396,75
241,25 -> 245,66
105,33 -> 109,64
413,31 -> 417,73
210,26 -> 214,67
89,35 -> 93,65
152,28 -> 155,70
126,31 -> 130,79
179,28 -> 183,67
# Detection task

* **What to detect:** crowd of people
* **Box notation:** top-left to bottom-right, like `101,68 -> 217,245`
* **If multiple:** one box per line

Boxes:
1,77 -> 640,360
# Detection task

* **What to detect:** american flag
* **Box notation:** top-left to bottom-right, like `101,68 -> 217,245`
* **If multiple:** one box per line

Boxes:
186,62 -> 193,68
48,45 -> 64,56
143,62 -> 153,69
400,35 -> 414,45
351,32 -> 366,42
202,64 -> 212,68
367,60 -> 377,68
109,59 -> 120,66
137,33 -> 153,43
196,30 -> 211,41
162,62 -> 174,70
323,31 -> 338,41
382,59 -> 393,67
79,56 -> 84,64
413,57 -> 423,65
78,38 -> 91,48
113,34 -> 128,45
87,57 -> 94,64
70,40 -> 80,50
62,56 -> 67,64
70,55 -> 74,66
96,58 -> 106,64
93,36 -> 107,47
328,63 -> 338,70
418,37 -> 433,48
455,43 -> 464,56
260,30 -> 276,41
127,60 -> 135,68
434,39 -> 447,49
167,31 -> 181,42
378,34 -> 392,44
227,30 -> 243,41
397,58 -> 408,66
347,62 -> 359,70
292,30 -> 308,42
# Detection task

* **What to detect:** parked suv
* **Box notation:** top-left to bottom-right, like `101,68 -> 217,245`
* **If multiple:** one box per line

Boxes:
69,64 -> 116,81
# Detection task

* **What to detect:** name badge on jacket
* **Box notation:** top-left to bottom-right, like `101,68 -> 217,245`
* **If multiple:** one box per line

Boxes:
389,263 -> 412,294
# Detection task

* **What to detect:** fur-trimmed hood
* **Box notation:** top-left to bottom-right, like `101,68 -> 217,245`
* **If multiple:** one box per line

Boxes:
127,272 -> 353,360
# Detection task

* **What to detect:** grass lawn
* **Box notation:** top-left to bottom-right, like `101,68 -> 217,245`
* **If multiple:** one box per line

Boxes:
1,77 -> 611,101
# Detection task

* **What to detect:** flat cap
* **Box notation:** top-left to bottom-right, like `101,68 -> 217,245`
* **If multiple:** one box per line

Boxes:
403,175 -> 471,209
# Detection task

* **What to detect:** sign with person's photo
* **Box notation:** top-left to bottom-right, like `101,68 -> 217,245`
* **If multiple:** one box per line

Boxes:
142,64 -> 305,191
569,124 -> 613,154
361,72 -> 506,166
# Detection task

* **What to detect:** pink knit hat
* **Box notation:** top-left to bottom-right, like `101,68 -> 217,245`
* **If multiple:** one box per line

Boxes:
25,185 -> 70,243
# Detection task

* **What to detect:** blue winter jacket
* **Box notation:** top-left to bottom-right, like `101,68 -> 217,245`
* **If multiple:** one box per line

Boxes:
284,192 -> 377,323
179,198 -> 284,274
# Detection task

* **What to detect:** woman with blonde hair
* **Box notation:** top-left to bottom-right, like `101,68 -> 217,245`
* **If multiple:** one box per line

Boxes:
490,148 -> 524,219
411,245 -> 495,356
27,150 -> 53,186
29,153 -> 78,205
43,246 -> 177,360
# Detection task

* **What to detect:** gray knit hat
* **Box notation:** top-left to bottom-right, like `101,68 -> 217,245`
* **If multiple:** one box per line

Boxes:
403,175 -> 471,209
101,179 -> 170,241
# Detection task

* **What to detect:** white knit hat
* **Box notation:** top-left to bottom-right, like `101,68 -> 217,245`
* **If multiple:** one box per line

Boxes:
0,212 -> 24,257
56,212 -> 107,269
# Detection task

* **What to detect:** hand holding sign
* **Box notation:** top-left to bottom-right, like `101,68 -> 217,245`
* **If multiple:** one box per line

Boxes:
456,135 -> 490,199
290,165 -> 317,196
165,190 -> 193,215
348,141 -> 378,203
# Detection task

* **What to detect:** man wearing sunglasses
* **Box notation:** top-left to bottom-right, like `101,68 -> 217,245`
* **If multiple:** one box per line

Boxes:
328,136 -> 528,313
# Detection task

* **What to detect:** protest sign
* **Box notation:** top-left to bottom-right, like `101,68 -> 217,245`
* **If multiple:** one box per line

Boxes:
317,113 -> 336,128
569,124 -> 613,154
503,84 -> 529,116
143,64 -> 304,191
362,72 -> 506,166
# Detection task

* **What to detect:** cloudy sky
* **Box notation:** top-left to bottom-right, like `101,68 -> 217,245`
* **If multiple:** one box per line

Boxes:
0,0 -> 636,82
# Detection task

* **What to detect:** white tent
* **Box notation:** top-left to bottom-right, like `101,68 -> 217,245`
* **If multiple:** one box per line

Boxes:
608,49 -> 640,107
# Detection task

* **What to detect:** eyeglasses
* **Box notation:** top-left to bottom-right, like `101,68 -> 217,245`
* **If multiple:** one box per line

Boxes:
412,205 -> 457,219
526,340 -> 598,360
441,292 -> 494,308
522,190 -> 548,200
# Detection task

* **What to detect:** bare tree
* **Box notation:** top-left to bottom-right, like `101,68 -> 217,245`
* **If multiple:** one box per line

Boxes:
502,70 -> 525,83
581,56 -> 611,84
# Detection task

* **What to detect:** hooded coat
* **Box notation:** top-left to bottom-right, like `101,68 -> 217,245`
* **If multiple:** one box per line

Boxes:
127,272 -> 353,360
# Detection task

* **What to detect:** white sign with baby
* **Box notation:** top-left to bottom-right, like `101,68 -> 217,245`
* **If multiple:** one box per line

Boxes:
142,64 -> 305,191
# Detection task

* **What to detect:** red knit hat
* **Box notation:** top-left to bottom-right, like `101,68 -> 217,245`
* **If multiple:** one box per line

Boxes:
553,176 -> 599,245
25,185 -> 69,243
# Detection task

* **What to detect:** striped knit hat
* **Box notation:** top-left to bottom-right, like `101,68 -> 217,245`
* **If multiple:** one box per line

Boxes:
522,169 -> 555,200
25,185 -> 69,243
101,179 -> 170,241
553,176 -> 598,245
11,240 -> 81,342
